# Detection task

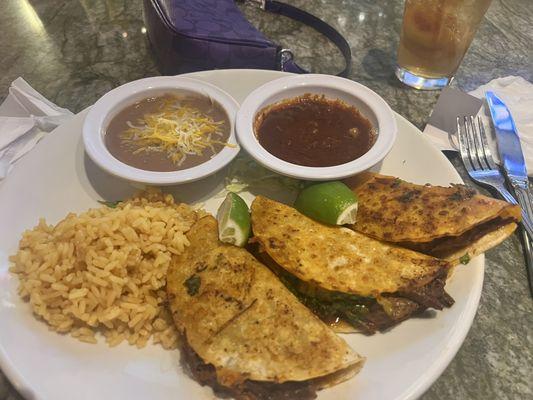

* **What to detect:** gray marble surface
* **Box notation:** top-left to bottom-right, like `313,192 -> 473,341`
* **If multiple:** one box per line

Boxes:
0,0 -> 532,399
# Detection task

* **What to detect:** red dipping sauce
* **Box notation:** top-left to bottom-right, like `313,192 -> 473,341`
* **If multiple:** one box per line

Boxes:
254,94 -> 376,167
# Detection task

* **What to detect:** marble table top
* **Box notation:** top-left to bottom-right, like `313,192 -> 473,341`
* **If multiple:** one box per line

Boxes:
1,0 -> 531,399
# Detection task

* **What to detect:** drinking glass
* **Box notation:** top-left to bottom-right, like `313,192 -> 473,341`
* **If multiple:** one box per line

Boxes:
396,0 -> 492,90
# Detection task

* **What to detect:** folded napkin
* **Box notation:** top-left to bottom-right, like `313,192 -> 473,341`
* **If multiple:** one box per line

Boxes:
0,78 -> 73,179
424,76 -> 533,176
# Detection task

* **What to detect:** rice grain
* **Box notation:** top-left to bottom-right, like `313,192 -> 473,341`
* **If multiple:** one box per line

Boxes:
10,190 -> 196,349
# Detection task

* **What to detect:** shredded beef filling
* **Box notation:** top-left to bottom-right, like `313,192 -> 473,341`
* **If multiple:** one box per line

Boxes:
401,217 -> 513,258
338,274 -> 453,334
251,246 -> 454,335
181,337 -> 318,400
360,298 -> 421,333
397,275 -> 455,309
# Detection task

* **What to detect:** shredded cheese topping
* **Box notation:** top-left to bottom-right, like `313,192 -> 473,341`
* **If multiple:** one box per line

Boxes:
120,97 -> 233,166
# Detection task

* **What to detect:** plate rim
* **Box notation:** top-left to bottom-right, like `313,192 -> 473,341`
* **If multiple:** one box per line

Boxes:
0,69 -> 484,400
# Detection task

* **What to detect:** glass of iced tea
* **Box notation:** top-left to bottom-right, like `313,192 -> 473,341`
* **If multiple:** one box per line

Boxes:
396,0 -> 492,90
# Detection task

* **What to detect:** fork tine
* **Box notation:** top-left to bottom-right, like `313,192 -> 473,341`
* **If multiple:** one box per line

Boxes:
469,116 -> 490,171
463,116 -> 482,171
457,116 -> 476,173
476,116 -> 498,170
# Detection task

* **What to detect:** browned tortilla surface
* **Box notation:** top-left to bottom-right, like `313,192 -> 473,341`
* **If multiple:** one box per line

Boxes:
250,196 -> 451,298
166,216 -> 363,395
345,172 -> 520,261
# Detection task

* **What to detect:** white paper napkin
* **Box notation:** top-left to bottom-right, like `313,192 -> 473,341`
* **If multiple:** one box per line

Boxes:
424,76 -> 533,176
0,78 -> 74,179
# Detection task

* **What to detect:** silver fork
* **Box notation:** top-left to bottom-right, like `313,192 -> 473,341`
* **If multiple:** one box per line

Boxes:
457,115 -> 533,239
458,115 -> 533,296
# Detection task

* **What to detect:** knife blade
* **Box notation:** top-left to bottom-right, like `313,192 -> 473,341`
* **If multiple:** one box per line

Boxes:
485,92 -> 528,179
486,91 -> 533,239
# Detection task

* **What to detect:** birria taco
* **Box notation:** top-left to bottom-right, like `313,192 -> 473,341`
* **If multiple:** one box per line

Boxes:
167,216 -> 364,400
344,172 -> 521,263
250,196 -> 454,334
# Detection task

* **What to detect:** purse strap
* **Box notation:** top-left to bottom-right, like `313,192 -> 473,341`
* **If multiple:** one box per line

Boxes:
240,0 -> 352,77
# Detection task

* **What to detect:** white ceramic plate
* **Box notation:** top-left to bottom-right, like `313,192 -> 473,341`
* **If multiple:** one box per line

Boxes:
0,70 -> 483,400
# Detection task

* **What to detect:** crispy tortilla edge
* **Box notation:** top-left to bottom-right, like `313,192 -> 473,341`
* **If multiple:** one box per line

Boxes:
444,222 -> 518,265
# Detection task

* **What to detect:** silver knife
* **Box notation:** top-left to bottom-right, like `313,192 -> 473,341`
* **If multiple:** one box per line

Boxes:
486,91 -> 533,239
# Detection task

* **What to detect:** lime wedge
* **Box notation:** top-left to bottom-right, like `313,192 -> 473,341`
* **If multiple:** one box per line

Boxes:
294,181 -> 358,225
216,192 -> 251,247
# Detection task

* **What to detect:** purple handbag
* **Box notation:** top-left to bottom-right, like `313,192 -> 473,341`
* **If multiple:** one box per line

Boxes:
143,0 -> 351,76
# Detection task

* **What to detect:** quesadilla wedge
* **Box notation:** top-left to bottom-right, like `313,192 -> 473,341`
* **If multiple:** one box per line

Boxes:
250,196 -> 454,334
167,216 -> 364,400
344,172 -> 521,263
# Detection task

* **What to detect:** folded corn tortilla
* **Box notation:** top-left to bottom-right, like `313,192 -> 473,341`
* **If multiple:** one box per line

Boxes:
250,196 -> 454,334
167,216 -> 364,399
345,172 -> 521,263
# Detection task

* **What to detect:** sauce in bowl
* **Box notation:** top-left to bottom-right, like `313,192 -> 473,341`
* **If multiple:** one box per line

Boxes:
105,94 -> 231,172
254,94 -> 376,167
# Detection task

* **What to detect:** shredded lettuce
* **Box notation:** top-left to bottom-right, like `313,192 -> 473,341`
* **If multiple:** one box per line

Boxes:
223,154 -> 305,194
97,200 -> 121,208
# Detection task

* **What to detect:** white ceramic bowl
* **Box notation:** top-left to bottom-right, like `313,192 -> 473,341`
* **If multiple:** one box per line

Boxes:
83,76 -> 240,185
235,74 -> 397,180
